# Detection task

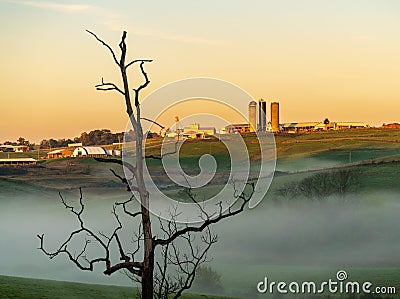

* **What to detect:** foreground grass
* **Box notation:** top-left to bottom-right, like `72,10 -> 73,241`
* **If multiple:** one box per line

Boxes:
0,275 -> 240,299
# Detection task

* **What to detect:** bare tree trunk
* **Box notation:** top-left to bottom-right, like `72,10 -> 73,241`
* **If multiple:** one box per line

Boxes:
136,130 -> 154,298
115,31 -> 154,298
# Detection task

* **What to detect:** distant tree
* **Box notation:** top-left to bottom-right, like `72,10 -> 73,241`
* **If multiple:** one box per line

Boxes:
17,137 -> 34,149
114,132 -> 125,143
192,266 -> 223,294
80,132 -> 89,146
335,169 -> 360,200
17,137 -> 26,146
281,169 -> 360,201
39,139 -> 49,149
276,183 -> 299,200
3,141 -> 17,145
324,118 -> 330,125
49,139 -> 57,149
38,131 -> 123,148
297,176 -> 318,199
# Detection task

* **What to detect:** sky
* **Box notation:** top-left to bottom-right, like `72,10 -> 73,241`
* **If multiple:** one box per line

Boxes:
0,0 -> 399,143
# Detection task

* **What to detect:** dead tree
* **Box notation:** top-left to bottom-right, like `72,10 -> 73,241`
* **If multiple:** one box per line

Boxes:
38,30 -> 255,298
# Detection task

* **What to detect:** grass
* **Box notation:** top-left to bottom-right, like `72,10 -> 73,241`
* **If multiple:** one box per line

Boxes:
274,128 -> 400,159
0,275 -> 240,299
0,150 -> 46,160
1,130 -> 399,298
1,130 -> 399,198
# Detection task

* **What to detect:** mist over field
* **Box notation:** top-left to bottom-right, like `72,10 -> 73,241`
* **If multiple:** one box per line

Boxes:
1,187 -> 400,296
1,136 -> 400,297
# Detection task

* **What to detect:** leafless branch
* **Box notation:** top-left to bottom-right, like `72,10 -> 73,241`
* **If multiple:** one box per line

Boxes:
140,117 -> 165,130
151,208 -> 218,298
172,228 -> 217,299
126,59 -> 153,70
86,30 -> 120,67
133,60 -> 151,107
37,188 -> 143,277
115,195 -> 142,218
94,158 -> 137,180
145,138 -> 180,161
95,77 -> 125,95
154,182 -> 255,247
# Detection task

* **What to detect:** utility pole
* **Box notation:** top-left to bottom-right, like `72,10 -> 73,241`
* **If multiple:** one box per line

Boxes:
175,116 -> 179,141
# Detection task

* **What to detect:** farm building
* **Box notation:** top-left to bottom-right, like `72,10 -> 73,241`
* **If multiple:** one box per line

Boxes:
314,122 -> 335,131
182,131 -> 204,139
280,121 -> 370,133
182,123 -> 216,139
382,123 -> 400,129
72,147 -> 108,157
106,149 -> 122,157
0,158 -> 37,166
225,123 -> 252,134
0,145 -> 29,152
46,149 -> 73,159
281,122 -> 320,133
334,122 -> 369,130
68,142 -> 83,148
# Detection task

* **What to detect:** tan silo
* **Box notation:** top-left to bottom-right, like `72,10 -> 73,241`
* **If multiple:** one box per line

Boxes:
271,102 -> 280,133
248,101 -> 257,132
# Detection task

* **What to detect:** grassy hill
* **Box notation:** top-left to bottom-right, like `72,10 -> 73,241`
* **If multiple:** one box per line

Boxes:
0,129 -> 399,196
0,275 -> 239,299
1,130 -> 399,298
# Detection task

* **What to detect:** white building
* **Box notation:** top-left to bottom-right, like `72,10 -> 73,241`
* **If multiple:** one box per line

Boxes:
72,147 -> 108,157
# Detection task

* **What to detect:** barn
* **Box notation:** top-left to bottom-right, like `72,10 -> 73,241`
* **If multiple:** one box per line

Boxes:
46,149 -> 73,159
0,158 -> 37,166
72,147 -> 108,158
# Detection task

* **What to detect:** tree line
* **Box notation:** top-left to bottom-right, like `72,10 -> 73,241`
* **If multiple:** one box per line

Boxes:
2,129 -> 160,150
41,129 -> 125,148
2,129 -> 125,150
276,168 -> 360,200
2,137 -> 35,150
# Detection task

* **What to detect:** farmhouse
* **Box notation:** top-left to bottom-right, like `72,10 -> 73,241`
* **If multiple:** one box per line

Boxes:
72,147 -> 108,157
0,158 -> 37,166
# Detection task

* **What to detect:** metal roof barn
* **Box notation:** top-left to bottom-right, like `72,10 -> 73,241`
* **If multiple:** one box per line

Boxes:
0,158 -> 37,166
72,147 -> 108,157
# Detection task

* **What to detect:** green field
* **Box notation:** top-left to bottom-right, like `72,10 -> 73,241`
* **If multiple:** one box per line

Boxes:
1,129 -> 400,298
1,129 -> 400,200
0,275 -> 238,299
